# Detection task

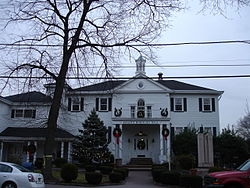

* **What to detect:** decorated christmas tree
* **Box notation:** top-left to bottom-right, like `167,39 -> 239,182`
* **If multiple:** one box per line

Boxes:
72,109 -> 113,165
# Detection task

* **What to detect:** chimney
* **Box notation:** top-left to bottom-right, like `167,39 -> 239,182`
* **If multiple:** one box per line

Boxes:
158,72 -> 163,80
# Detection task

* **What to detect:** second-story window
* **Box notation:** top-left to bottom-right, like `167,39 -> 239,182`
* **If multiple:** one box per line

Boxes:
100,98 -> 108,111
11,109 -> 36,118
199,98 -> 215,112
96,98 -> 112,112
147,106 -> 152,118
68,97 -> 84,112
131,106 -> 135,118
137,99 -> 145,118
171,98 -> 187,112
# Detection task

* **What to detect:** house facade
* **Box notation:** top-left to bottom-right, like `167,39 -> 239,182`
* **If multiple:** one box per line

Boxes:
0,57 -> 223,165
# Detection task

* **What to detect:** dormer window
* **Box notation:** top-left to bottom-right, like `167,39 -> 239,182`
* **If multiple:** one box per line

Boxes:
68,97 -> 84,112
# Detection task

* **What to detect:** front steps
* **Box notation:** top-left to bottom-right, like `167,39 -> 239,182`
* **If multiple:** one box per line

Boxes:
125,158 -> 153,171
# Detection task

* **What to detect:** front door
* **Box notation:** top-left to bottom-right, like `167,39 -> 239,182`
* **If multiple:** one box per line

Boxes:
134,136 -> 149,157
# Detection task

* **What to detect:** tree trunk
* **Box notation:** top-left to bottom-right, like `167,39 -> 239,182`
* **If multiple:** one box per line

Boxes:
43,54 -> 71,180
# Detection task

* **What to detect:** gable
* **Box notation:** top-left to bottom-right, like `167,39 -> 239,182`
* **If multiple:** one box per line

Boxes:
114,77 -> 172,93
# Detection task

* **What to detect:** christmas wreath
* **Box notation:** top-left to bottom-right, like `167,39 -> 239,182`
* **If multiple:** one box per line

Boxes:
162,128 -> 170,140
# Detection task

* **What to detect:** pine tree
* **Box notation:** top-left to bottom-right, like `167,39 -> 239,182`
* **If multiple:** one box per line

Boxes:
72,109 -> 113,165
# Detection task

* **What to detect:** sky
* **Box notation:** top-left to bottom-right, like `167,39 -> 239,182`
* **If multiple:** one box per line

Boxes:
119,1 -> 250,130
0,1 -> 250,130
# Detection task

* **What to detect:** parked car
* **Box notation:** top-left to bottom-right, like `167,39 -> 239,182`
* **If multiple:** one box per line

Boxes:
0,162 -> 44,188
204,159 -> 250,188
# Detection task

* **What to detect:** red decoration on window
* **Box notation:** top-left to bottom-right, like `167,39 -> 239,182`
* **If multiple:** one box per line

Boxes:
113,127 -> 122,144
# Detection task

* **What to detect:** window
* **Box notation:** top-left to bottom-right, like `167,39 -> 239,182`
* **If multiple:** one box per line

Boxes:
199,98 -> 215,112
0,164 -> 12,173
68,97 -> 84,112
11,109 -> 36,118
137,99 -> 145,118
100,98 -> 108,111
95,98 -> 112,112
175,98 -> 183,111
170,98 -> 187,112
72,97 -> 80,111
131,106 -> 135,118
147,106 -> 152,118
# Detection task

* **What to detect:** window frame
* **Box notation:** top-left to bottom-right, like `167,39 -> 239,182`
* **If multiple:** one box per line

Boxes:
147,106 -> 152,118
174,98 -> 183,111
100,98 -> 108,111
71,97 -> 81,112
12,109 -> 36,119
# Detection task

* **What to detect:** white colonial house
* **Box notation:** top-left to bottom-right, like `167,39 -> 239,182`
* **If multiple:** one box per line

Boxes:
0,57 -> 223,165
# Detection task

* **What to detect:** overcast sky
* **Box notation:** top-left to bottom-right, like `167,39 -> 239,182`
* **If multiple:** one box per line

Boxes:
0,1 -> 249,130
120,1 -> 250,129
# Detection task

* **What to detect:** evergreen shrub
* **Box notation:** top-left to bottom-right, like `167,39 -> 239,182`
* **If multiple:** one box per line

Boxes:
176,155 -> 195,170
109,172 -> 123,183
160,171 -> 180,185
113,168 -> 129,179
85,172 -> 102,185
60,163 -> 78,183
208,167 -> 229,173
99,166 -> 113,174
85,164 -> 96,172
179,174 -> 203,188
53,157 -> 67,168
152,168 -> 167,183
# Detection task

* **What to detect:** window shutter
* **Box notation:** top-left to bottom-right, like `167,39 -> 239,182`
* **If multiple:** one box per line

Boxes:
32,110 -> 36,118
213,127 -> 217,136
108,98 -> 112,111
80,98 -> 84,111
68,98 -> 72,111
170,98 -> 174,111
199,98 -> 202,112
212,98 -> 215,112
96,98 -> 99,111
11,109 -> 15,118
183,98 -> 187,111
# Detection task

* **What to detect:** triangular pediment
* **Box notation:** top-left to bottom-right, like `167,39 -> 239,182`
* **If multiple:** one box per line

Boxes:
114,75 -> 173,93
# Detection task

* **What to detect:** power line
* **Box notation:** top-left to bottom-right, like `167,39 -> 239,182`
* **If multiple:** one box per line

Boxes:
1,74 -> 250,80
0,40 -> 249,48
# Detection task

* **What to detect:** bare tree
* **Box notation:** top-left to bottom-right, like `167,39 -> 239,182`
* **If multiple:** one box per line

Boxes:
1,0 -> 249,180
237,113 -> 250,139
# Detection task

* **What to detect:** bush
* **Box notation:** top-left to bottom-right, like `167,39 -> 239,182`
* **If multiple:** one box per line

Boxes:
160,171 -> 180,185
109,172 -> 123,183
113,168 -> 128,180
99,166 -> 113,175
208,167 -> 229,173
53,158 -> 67,168
60,163 -> 78,183
179,174 -> 203,188
85,164 -> 96,172
152,168 -> 167,183
176,155 -> 195,170
85,172 -> 102,185
34,158 -> 43,169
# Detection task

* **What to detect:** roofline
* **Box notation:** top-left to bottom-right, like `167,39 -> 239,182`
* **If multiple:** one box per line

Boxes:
171,90 -> 224,95
0,96 -> 12,105
0,136 -> 74,141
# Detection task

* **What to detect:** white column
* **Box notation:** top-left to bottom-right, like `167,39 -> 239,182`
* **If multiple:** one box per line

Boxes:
67,142 -> 72,162
27,141 -> 30,162
0,142 -> 3,161
167,124 -> 171,170
159,124 -> 164,164
119,125 -> 122,159
61,142 -> 64,158
33,141 -> 37,163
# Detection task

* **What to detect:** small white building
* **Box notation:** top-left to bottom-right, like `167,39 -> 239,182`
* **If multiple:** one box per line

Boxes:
0,57 -> 223,165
